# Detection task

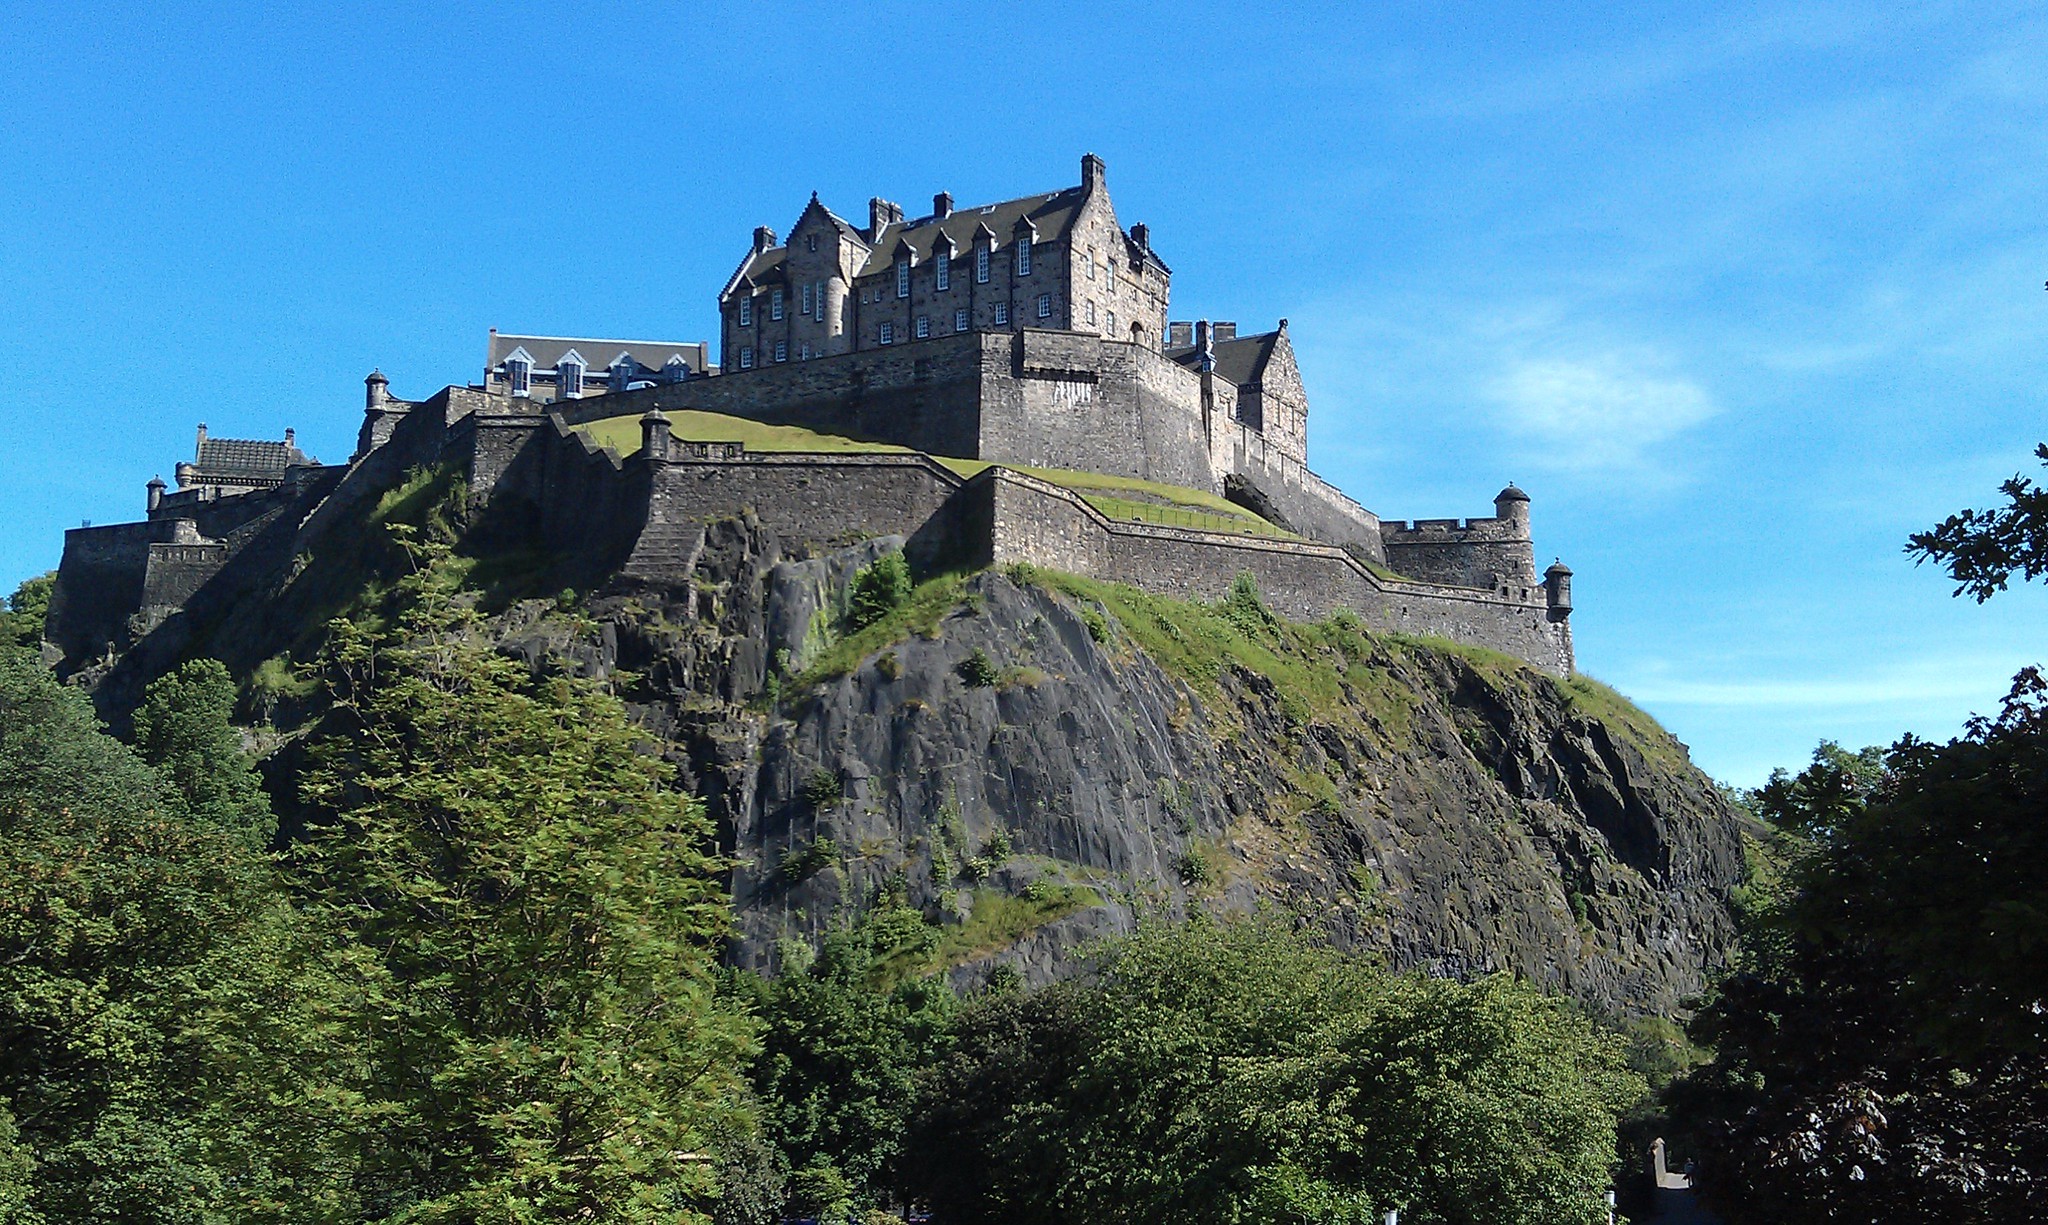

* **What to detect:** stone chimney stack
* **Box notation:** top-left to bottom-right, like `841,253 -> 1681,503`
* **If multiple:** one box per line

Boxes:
365,369 -> 389,409
1168,321 -> 1193,348
933,191 -> 953,220
867,198 -> 903,240
146,475 -> 165,513
284,427 -> 296,447
1213,321 -> 1236,343
1081,152 -> 1106,192
196,423 -> 208,448
1131,222 -> 1149,251
1194,320 -> 1215,373
753,226 -> 777,253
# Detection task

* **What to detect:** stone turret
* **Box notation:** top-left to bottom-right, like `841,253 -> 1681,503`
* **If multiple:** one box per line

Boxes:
640,409 -> 671,462
1494,483 -> 1531,535
146,475 -> 165,513
366,369 -> 389,409
1545,560 -> 1574,622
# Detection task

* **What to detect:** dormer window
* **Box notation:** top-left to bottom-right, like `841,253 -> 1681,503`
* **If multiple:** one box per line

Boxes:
975,244 -> 990,283
610,357 -> 635,388
1016,236 -> 1032,276
664,356 -> 690,383
896,258 -> 910,299
506,357 -> 530,395
739,296 -> 753,327
557,354 -> 584,397
771,287 -> 784,321
935,251 -> 950,291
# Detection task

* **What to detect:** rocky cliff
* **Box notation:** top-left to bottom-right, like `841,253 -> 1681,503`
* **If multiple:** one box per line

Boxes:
73,487 -> 1747,1020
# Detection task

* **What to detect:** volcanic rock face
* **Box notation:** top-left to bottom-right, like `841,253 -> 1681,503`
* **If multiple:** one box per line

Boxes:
531,516 -> 1744,1017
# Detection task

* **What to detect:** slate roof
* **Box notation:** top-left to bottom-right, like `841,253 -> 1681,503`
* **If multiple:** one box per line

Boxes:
487,332 -> 712,377
1167,330 -> 1282,388
191,435 -> 316,483
856,188 -> 1085,277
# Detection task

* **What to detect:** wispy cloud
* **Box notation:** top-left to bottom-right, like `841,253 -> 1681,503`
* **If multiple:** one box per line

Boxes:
1486,353 -> 1717,474
1619,653 -> 2032,710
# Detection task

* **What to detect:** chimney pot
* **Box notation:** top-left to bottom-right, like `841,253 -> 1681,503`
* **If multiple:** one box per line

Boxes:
1081,152 -> 1106,190
753,225 -> 777,252
934,191 -> 953,219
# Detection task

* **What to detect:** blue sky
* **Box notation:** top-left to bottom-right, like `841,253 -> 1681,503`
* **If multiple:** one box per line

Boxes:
3,2 -> 2042,784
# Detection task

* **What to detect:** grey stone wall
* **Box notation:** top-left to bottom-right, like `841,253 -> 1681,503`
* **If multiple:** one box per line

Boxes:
1382,509 -> 1537,592
974,468 -> 1572,675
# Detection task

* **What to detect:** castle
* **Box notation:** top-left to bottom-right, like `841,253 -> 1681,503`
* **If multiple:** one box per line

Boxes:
46,154 -> 1575,678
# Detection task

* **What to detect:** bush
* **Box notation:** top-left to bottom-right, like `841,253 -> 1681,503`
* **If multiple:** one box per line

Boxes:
982,829 -> 1013,860
1081,607 -> 1110,645
847,552 -> 912,631
802,769 -> 845,809
873,650 -> 902,680
780,837 -> 839,883
1176,849 -> 1213,886
957,649 -> 999,688
1219,570 -> 1274,636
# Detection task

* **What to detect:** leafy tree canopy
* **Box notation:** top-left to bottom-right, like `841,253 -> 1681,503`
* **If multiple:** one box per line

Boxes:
132,658 -> 275,848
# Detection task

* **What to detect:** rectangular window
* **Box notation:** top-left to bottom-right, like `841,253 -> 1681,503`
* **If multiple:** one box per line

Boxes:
771,287 -> 784,321
1086,301 -> 1097,325
975,246 -> 990,283
955,308 -> 969,333
800,343 -> 811,360
775,341 -> 787,362
507,359 -> 530,395
739,296 -> 752,327
559,363 -> 582,397
880,321 -> 895,344
740,346 -> 754,369
1016,236 -> 1031,276
801,282 -> 813,316
896,260 -> 910,299
1086,247 -> 1096,280
915,315 -> 930,339
935,254 -> 949,291
993,302 -> 1009,326
1036,293 -> 1052,319
1106,311 -> 1115,335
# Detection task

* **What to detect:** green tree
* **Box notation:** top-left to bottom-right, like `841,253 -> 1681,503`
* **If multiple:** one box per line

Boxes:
132,658 -> 275,848
847,552 -> 912,632
295,555 -> 755,1221
0,643 -> 361,1223
1907,441 -> 2048,600
0,574 -> 53,651
733,909 -> 956,1219
904,915 -> 1639,1225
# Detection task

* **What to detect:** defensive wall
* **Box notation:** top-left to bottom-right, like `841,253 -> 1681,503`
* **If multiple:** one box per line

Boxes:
47,380 -> 1575,680
555,328 -> 1391,561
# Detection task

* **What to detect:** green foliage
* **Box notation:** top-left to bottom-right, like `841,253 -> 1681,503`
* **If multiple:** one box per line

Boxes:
1175,847 -> 1214,886
731,910 -> 957,1218
801,768 -> 845,809
0,574 -> 53,650
1080,606 -> 1110,644
1750,738 -> 1887,841
780,837 -> 839,883
1907,440 -> 2048,600
0,643 -> 360,1221
981,827 -> 1012,859
1219,569 -> 1275,636
955,648 -> 999,688
132,658 -> 275,848
295,544 -> 754,1221
788,572 -> 968,687
902,915 -> 1641,1225
846,551 -> 912,632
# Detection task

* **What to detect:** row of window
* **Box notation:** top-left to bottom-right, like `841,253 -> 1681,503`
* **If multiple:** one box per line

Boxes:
503,356 -> 690,397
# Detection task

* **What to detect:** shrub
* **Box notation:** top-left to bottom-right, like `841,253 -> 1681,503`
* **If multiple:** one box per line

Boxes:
1219,570 -> 1274,636
1176,849 -> 1214,886
780,837 -> 839,882
1081,607 -> 1110,645
957,649 -> 999,688
982,829 -> 1013,860
873,650 -> 902,680
962,856 -> 993,883
847,551 -> 913,631
802,769 -> 845,809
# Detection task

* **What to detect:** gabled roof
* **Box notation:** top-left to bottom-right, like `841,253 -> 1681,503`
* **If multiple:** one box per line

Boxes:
855,187 -> 1085,277
1167,329 -> 1284,388
487,332 -> 711,376
191,434 -> 316,483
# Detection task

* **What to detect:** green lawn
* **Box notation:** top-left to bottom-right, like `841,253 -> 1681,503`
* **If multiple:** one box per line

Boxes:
575,409 -> 1293,538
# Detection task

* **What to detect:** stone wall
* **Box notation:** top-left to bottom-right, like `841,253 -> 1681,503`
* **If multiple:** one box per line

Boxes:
1213,422 -> 1386,560
971,468 -> 1572,675
1382,507 -> 1537,593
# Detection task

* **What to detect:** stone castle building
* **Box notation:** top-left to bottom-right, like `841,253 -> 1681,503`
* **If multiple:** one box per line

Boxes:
48,154 -> 1576,679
